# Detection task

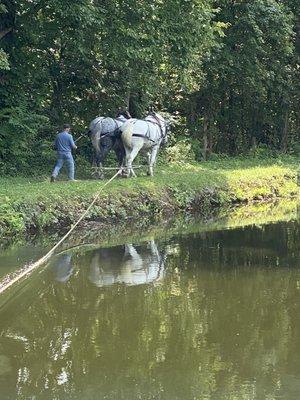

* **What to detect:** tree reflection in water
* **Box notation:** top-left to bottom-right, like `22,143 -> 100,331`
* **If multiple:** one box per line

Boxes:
0,221 -> 299,400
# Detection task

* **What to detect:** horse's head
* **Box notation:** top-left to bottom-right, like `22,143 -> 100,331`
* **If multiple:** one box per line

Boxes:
116,110 -> 132,120
162,121 -> 170,146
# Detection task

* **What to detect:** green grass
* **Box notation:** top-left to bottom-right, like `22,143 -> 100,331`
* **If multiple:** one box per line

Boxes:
0,156 -> 299,239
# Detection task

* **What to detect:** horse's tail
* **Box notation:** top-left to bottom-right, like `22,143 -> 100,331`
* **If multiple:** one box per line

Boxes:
90,117 -> 105,154
121,122 -> 134,149
90,130 -> 101,154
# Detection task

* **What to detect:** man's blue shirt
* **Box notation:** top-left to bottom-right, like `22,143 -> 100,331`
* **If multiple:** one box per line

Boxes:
55,131 -> 76,153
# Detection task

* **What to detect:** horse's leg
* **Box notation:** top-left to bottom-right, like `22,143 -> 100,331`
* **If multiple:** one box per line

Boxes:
94,152 -> 104,179
91,131 -> 101,159
148,145 -> 159,177
147,151 -> 151,169
125,150 -> 136,178
149,240 -> 159,258
123,147 -> 132,177
98,162 -> 104,179
127,142 -> 143,177
96,137 -> 113,179
114,139 -> 126,175
125,148 -> 137,177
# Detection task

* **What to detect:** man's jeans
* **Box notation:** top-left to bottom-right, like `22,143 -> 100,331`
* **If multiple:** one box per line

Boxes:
52,152 -> 75,180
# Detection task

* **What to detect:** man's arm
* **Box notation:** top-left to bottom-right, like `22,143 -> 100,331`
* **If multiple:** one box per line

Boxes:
70,135 -> 77,150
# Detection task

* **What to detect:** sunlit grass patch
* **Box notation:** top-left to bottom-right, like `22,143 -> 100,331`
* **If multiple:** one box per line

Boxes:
0,157 -> 298,239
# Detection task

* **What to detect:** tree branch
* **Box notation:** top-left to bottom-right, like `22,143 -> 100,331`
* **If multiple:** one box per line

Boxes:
0,27 -> 12,40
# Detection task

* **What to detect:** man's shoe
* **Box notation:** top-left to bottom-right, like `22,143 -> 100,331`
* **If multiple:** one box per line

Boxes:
50,176 -> 55,182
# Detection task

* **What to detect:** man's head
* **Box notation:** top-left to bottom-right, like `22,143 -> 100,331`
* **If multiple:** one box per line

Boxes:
63,123 -> 71,132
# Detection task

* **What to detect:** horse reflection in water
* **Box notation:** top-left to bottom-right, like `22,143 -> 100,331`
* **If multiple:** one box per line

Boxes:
88,240 -> 165,287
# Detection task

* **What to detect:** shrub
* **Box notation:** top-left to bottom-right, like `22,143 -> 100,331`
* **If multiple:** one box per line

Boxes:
162,140 -> 196,165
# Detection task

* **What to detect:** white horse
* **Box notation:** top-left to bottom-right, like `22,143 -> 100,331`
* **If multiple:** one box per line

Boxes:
120,112 -> 168,177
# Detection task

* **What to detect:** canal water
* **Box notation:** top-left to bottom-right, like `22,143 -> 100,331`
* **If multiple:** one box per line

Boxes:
0,204 -> 299,400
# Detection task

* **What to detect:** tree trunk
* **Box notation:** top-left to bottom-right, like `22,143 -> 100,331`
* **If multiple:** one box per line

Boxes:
251,136 -> 257,151
208,120 -> 213,156
202,117 -> 208,160
125,89 -> 131,112
228,91 -> 236,154
0,28 -> 12,40
281,110 -> 289,153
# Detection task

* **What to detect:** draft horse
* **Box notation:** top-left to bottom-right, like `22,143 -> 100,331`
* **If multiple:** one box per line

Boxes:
120,112 -> 168,177
88,111 -> 131,177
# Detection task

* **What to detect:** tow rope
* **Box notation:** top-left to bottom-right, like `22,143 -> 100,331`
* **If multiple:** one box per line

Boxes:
0,169 -> 121,296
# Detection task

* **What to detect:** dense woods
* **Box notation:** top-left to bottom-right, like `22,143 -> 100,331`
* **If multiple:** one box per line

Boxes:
0,0 -> 299,174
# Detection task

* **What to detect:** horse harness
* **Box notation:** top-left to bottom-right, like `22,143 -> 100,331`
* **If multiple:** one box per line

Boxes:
95,115 -> 166,144
132,123 -> 154,143
132,116 -> 166,144
98,118 -> 123,140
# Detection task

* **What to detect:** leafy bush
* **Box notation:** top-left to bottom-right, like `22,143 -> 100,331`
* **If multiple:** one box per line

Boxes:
0,200 -> 25,236
0,48 -> 9,70
291,142 -> 300,156
207,153 -> 230,161
0,104 -> 49,175
162,140 -> 196,165
248,144 -> 277,159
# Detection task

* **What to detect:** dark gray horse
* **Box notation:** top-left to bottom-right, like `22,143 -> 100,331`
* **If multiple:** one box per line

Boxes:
88,111 -> 131,176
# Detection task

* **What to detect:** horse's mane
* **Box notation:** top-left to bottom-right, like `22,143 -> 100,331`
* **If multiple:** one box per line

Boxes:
116,110 -> 132,119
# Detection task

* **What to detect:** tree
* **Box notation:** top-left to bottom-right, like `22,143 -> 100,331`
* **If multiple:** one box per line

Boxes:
184,0 -> 297,156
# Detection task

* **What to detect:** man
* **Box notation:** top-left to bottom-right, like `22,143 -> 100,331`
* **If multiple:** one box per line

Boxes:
51,124 -> 77,182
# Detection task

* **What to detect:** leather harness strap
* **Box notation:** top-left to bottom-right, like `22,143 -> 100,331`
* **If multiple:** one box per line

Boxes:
131,116 -> 165,143
99,118 -> 121,140
132,133 -> 156,143
98,115 -> 165,143
147,114 -> 167,137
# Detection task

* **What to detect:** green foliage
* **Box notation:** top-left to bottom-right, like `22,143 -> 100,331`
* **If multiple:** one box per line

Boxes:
0,105 -> 49,174
0,199 -> 25,235
0,48 -> 9,69
0,1 -> 9,70
0,0 -> 299,173
184,0 -> 299,155
248,143 -> 278,159
163,140 -> 196,165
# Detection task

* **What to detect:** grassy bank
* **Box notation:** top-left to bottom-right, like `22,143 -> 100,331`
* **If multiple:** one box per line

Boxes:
0,157 -> 299,240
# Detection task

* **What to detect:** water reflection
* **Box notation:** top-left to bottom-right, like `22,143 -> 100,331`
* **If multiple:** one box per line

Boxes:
0,219 -> 299,400
52,240 -> 165,287
53,254 -> 74,283
88,240 -> 165,287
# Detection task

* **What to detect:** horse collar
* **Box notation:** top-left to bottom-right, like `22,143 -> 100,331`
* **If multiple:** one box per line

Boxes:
148,115 -> 165,138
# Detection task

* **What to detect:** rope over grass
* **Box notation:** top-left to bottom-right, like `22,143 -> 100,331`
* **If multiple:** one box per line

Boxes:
91,165 -> 145,170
